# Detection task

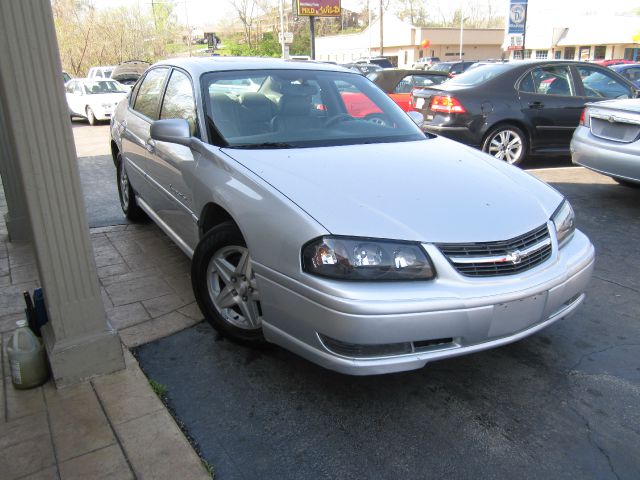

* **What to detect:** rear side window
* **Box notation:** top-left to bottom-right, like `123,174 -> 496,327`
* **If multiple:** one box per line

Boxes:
133,68 -> 169,119
160,69 -> 197,136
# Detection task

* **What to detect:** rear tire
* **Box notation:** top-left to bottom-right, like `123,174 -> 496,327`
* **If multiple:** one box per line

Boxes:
482,125 -> 527,166
191,222 -> 265,345
116,154 -> 146,221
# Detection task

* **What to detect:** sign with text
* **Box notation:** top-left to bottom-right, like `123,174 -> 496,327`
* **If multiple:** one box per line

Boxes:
508,0 -> 527,35
295,0 -> 341,17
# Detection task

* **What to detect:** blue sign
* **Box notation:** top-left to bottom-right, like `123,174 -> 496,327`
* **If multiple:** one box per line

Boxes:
508,0 -> 527,35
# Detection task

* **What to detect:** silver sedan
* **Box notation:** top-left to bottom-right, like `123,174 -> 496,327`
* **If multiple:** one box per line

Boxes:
571,98 -> 640,186
110,57 -> 594,375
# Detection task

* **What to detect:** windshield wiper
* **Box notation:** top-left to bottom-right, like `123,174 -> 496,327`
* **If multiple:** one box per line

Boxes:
230,142 -> 296,149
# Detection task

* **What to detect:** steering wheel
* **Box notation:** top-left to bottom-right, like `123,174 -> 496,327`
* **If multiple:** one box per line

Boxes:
324,113 -> 356,127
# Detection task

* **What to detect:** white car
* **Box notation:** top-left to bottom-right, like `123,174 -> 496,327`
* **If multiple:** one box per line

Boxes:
87,65 -> 116,79
65,78 -> 128,125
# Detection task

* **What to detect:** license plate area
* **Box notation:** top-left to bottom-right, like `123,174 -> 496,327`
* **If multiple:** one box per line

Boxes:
488,292 -> 548,338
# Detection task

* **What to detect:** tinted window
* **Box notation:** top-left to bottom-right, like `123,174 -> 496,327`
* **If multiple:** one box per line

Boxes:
520,66 -> 575,96
577,65 -> 631,99
447,64 -> 512,86
620,67 -> 640,83
160,69 -> 197,135
133,68 -> 169,119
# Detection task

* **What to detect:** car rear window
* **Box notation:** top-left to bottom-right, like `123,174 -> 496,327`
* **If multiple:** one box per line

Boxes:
447,64 -> 513,86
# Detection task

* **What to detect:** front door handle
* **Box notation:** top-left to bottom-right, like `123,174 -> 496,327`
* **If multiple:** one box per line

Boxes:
528,101 -> 544,109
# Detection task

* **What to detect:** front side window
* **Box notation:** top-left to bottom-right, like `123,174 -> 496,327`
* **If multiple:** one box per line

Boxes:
202,69 -> 425,148
133,68 -> 169,119
160,69 -> 197,135
519,66 -> 575,96
576,65 -> 632,99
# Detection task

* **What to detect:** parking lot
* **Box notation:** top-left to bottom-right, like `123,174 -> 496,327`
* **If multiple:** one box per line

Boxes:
77,121 -> 639,479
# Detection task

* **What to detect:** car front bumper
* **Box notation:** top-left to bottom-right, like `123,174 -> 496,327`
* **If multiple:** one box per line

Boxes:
571,125 -> 640,184
255,229 -> 595,375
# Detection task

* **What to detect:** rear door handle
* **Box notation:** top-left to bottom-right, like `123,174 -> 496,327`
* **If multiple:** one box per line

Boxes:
528,101 -> 544,109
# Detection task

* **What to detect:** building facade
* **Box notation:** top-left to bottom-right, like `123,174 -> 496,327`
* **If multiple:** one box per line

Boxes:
505,12 -> 640,62
316,15 -> 504,67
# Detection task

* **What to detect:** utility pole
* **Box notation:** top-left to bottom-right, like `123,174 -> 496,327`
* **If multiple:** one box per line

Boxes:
279,0 -> 286,59
310,16 -> 316,59
379,0 -> 383,56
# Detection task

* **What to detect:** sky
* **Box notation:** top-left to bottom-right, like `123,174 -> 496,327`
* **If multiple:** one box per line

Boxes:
93,0 -> 638,28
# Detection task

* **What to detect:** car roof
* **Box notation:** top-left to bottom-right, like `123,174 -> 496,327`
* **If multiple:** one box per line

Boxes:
371,69 -> 449,92
152,56 -> 355,76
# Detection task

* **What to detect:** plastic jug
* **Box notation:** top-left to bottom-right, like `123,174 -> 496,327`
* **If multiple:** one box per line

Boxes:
8,320 -> 49,389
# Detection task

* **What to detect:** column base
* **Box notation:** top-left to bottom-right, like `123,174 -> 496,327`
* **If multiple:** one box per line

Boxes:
42,323 -> 125,388
4,212 -> 31,242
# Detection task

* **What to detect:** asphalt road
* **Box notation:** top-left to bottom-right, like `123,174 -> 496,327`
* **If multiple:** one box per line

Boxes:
132,169 -> 639,479
75,122 -> 639,479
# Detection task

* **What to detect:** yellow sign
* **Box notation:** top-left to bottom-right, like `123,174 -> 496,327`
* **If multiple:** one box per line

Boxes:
633,31 -> 640,43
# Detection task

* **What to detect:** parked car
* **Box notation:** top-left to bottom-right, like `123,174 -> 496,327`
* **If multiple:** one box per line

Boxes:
593,59 -> 636,67
355,57 -> 394,68
111,60 -> 150,87
63,71 -> 72,84
412,60 -> 638,165
412,56 -> 440,70
428,61 -> 476,77
610,63 -> 640,88
87,65 -> 116,79
110,57 -> 594,375
340,62 -> 383,75
366,69 -> 449,111
66,78 -> 128,125
571,98 -> 640,186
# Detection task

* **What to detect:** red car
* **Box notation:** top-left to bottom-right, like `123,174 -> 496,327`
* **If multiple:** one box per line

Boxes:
593,59 -> 636,67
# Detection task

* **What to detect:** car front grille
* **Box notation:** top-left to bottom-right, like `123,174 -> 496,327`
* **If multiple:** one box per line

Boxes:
437,224 -> 552,277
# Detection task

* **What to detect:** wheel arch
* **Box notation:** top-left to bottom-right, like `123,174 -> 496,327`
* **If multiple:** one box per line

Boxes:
198,202 -> 238,239
110,140 -> 120,166
482,119 -> 532,154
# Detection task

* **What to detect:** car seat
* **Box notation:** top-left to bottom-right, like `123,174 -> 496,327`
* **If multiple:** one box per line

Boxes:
237,92 -> 277,136
546,77 -> 571,96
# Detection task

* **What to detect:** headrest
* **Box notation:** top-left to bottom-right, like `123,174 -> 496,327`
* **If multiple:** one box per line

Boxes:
280,95 -> 312,116
279,82 -> 319,97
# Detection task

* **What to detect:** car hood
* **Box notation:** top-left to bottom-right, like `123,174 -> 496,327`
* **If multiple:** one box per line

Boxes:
222,137 -> 563,243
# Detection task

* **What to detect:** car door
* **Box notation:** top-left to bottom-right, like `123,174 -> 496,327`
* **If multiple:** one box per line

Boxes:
119,67 -> 170,203
145,68 -> 199,249
517,64 -> 584,150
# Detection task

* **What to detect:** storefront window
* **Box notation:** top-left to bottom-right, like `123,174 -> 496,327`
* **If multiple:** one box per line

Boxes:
513,50 -> 523,60
535,50 -> 548,59
564,47 -> 575,60
594,46 -> 606,60
579,46 -> 591,61
624,48 -> 640,61
524,49 -> 532,59
554,51 -> 561,59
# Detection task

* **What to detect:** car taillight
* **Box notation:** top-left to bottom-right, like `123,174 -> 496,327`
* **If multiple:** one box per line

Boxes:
579,107 -> 590,127
429,95 -> 466,114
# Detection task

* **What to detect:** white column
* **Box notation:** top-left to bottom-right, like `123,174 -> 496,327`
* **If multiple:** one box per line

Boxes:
0,0 -> 124,387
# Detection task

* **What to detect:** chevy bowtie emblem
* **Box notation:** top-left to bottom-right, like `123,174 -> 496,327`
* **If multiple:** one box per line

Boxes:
507,250 -> 522,264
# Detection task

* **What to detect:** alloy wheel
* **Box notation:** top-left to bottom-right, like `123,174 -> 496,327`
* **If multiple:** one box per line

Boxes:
206,245 -> 261,330
487,129 -> 523,164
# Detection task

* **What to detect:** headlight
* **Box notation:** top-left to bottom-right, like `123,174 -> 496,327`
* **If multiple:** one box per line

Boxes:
302,236 -> 435,281
552,200 -> 575,247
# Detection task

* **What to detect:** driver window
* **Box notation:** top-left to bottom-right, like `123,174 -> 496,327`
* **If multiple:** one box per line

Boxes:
160,69 -> 198,136
577,65 -> 632,99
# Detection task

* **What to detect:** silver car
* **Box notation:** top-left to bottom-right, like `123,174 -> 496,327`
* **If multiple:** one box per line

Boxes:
110,57 -> 595,375
571,99 -> 640,186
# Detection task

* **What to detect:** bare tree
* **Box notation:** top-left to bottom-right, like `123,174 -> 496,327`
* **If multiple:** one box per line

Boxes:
228,0 -> 258,49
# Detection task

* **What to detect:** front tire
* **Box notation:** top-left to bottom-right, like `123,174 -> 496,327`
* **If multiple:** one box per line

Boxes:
191,222 -> 265,345
116,154 -> 145,221
482,125 -> 527,166
87,106 -> 97,126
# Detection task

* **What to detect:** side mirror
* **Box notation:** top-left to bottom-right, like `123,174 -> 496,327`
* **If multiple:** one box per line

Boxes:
150,119 -> 191,146
407,110 -> 424,128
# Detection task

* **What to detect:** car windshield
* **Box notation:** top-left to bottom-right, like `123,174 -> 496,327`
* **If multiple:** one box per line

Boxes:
202,69 -> 425,148
83,80 -> 126,94
447,63 -> 512,86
